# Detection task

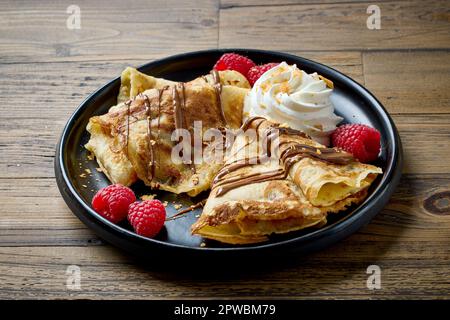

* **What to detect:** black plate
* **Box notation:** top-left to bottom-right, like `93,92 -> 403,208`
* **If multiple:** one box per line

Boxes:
55,49 -> 402,261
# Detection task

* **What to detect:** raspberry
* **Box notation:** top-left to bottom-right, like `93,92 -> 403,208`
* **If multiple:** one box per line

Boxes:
331,124 -> 381,163
128,200 -> 166,238
247,63 -> 279,86
91,184 -> 136,223
213,53 -> 256,77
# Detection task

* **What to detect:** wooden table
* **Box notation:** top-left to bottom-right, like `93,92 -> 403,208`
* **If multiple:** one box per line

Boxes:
1,0 -> 449,299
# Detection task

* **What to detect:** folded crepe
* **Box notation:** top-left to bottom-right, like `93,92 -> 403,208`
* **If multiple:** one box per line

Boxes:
85,68 -> 250,196
191,117 -> 382,244
117,67 -> 250,103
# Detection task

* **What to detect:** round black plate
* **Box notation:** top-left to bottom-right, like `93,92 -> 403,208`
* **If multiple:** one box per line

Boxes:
55,49 -> 402,261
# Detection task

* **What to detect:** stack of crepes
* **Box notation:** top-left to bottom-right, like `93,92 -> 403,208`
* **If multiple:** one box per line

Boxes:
85,67 -> 382,245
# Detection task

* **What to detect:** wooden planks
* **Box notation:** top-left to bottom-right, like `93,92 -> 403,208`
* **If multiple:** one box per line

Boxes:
392,114 -> 450,174
0,178 -> 98,247
364,51 -> 450,114
221,0 -> 396,8
219,0 -> 450,50
0,0 -> 219,64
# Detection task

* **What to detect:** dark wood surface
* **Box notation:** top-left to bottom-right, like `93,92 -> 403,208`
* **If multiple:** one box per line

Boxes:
0,0 -> 449,299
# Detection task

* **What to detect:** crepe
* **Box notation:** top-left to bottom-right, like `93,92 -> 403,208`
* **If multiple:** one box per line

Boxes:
191,117 -> 382,244
86,69 -> 250,196
118,67 -> 250,103
117,67 -> 176,104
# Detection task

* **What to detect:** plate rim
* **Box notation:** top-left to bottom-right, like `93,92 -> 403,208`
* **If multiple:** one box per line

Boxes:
55,48 -> 403,255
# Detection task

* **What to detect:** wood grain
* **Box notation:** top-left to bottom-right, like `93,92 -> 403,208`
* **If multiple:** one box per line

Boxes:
364,51 -> 450,114
0,178 -> 100,246
393,114 -> 450,174
0,0 -> 219,64
221,0 -> 397,8
219,0 -> 450,50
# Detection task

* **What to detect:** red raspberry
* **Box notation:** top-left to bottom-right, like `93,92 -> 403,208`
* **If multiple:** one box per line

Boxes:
128,200 -> 166,238
331,124 -> 381,163
91,184 -> 136,223
247,63 -> 279,86
213,53 -> 256,77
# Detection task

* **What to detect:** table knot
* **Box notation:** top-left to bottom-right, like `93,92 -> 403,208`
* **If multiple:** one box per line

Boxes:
423,191 -> 450,216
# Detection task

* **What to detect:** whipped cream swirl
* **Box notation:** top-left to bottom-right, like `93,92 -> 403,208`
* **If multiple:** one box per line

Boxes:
243,62 -> 342,145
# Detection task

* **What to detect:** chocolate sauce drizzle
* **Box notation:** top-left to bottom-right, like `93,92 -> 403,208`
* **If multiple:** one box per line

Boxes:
156,87 -> 164,171
166,199 -> 206,221
143,94 -> 155,181
124,100 -> 132,157
172,83 -> 196,173
210,69 -> 226,124
211,117 -> 354,197
142,88 -> 165,183
172,83 -> 186,131
117,87 -> 167,184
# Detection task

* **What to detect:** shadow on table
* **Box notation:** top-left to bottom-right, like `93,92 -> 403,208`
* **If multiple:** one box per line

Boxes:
131,211 -> 404,266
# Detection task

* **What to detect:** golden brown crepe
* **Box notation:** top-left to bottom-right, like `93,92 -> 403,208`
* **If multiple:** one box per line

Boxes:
117,67 -> 250,103
191,117 -> 382,244
118,67 -> 176,104
86,69 -> 250,196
